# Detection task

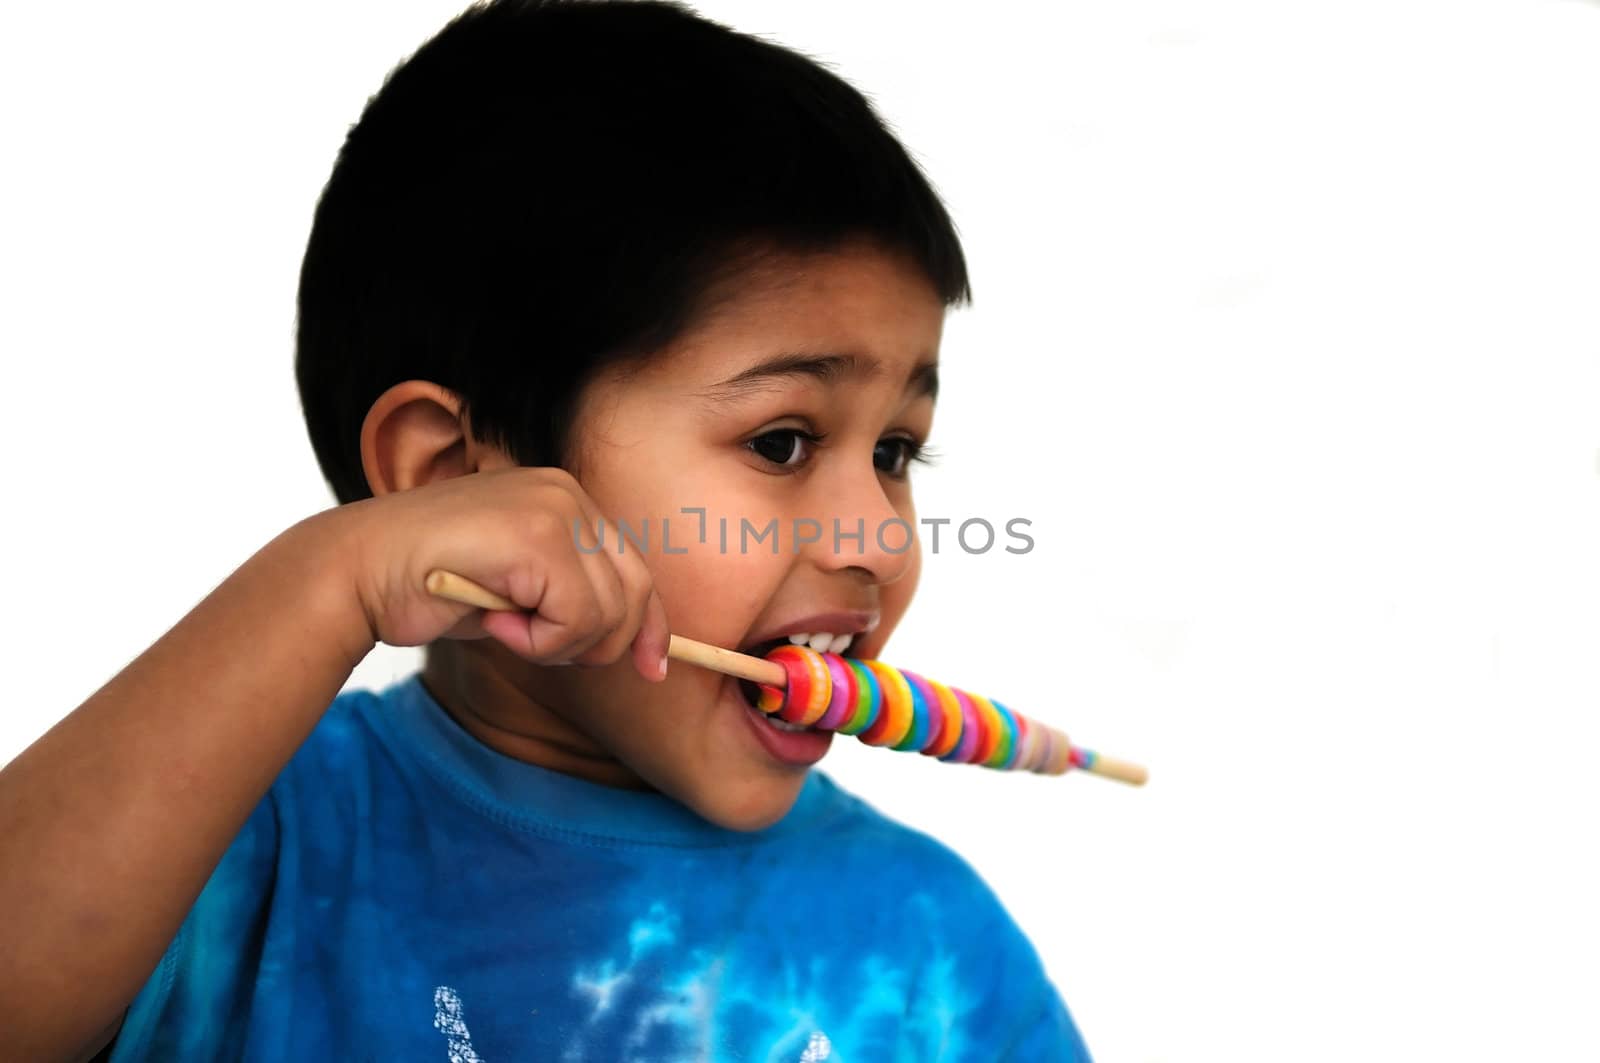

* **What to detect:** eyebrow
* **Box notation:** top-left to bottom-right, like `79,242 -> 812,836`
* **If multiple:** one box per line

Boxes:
701,352 -> 939,403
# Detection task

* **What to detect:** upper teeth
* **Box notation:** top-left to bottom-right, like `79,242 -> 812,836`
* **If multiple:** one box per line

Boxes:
787,632 -> 854,654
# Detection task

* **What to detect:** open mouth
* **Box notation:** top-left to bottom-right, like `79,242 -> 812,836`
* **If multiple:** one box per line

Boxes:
734,631 -> 863,731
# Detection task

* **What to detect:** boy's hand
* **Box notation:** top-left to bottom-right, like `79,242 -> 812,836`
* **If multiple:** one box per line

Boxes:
0,464 -> 668,1057
337,466 -> 671,682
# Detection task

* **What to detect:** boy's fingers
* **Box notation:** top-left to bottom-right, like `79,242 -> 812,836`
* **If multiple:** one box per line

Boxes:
479,608 -> 539,656
529,590 -> 616,662
558,549 -> 635,667
514,562 -> 610,662
561,512 -> 658,669
554,478 -> 609,550
468,474 -> 661,668
568,568 -> 646,668
582,542 -> 629,633
439,610 -> 490,641
630,587 -> 671,682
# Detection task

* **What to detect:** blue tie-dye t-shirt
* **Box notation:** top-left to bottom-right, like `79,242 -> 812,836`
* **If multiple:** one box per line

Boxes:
108,671 -> 1092,1062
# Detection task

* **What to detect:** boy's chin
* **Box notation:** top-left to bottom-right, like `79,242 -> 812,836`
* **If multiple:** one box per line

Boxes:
682,773 -> 810,833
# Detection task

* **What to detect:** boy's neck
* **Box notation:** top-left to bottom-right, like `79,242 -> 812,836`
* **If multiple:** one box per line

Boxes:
420,642 -> 655,792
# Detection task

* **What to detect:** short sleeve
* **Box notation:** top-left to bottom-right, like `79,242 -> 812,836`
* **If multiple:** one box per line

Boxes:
108,790 -> 280,1061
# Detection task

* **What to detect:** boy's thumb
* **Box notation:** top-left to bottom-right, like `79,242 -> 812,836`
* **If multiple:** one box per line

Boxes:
631,589 -> 672,682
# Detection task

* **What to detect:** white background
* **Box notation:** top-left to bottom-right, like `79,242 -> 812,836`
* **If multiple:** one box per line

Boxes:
3,1 -> 1599,1059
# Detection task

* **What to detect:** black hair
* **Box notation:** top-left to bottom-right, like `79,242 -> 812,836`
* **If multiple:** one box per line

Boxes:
295,0 -> 972,504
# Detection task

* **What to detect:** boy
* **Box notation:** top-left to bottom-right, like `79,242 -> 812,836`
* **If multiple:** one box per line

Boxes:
0,1 -> 1093,1058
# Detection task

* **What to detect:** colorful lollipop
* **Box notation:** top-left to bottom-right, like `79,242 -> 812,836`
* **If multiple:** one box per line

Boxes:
424,569 -> 1147,787
667,637 -> 1146,785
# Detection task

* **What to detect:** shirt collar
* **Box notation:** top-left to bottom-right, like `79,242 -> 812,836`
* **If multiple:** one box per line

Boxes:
368,671 -> 842,848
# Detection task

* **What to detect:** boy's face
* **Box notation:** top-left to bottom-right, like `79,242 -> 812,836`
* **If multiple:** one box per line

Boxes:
450,240 -> 945,830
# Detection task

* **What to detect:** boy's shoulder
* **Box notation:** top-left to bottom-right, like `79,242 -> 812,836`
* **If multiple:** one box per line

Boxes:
264,681 -> 388,804
783,773 -> 1090,1058
805,769 -> 987,872
794,769 -> 1031,922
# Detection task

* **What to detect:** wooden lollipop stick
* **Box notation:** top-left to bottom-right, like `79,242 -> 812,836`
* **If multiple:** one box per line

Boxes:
1069,753 -> 1148,787
424,570 -> 785,683
665,634 -> 785,686
425,568 -> 1147,786
424,569 -> 517,612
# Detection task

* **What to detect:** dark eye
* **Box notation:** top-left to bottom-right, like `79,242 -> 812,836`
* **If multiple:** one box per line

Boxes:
748,429 -> 816,468
874,437 -> 925,477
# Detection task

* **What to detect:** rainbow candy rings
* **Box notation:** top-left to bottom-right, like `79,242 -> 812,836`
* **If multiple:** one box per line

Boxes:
754,644 -> 1079,775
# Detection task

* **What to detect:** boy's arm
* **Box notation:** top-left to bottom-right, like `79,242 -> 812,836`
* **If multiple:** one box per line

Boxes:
0,509 -> 376,1062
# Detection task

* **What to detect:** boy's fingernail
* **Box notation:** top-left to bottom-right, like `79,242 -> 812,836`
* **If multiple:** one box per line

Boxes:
657,655 -> 669,679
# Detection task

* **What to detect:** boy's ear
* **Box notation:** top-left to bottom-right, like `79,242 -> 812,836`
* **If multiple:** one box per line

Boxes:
360,380 -> 509,497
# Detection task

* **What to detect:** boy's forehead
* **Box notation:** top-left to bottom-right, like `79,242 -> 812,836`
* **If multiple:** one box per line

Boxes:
715,241 -> 941,310
678,245 -> 946,370
696,349 -> 940,405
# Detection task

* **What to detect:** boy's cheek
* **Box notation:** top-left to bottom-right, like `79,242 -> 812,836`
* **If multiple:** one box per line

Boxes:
870,540 -> 922,654
650,548 -> 773,645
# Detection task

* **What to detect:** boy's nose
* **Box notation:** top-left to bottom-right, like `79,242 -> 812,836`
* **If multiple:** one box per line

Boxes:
800,469 -> 917,586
